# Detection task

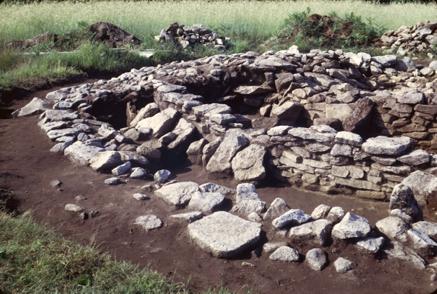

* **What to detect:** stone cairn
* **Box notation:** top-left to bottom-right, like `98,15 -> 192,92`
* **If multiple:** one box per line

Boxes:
155,22 -> 229,50
16,46 -> 437,275
379,21 -> 437,57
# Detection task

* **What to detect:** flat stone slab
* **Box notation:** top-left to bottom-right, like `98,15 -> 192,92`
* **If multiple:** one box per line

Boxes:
361,136 -> 412,156
154,181 -> 199,207
187,211 -> 262,258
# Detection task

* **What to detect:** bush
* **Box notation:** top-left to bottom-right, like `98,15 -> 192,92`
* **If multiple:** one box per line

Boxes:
267,8 -> 385,51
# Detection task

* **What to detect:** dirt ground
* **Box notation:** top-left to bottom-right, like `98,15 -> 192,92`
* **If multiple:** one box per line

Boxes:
1,84 -> 436,294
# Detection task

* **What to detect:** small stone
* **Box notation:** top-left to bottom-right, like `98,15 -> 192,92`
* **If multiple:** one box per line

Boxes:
133,193 -> 149,201
326,206 -> 345,223
64,203 -> 84,213
50,179 -> 62,188
263,241 -> 288,253
334,257 -> 354,273
389,184 -> 421,222
272,209 -> 311,230
306,248 -> 327,271
104,177 -> 124,185
170,211 -> 203,223
111,161 -> 132,176
134,215 -> 163,231
269,246 -> 300,262
332,212 -> 371,240
130,167 -> 148,179
154,181 -> 199,207
154,169 -> 172,183
311,204 -> 331,220
263,197 -> 289,220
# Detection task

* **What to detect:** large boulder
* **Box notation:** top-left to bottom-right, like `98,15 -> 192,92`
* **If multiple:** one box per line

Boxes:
231,144 -> 266,182
187,211 -> 262,258
270,101 -> 303,125
206,129 -> 250,174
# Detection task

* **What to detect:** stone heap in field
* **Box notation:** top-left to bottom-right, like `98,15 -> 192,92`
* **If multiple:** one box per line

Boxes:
379,21 -> 437,57
21,46 -> 437,211
155,22 -> 229,49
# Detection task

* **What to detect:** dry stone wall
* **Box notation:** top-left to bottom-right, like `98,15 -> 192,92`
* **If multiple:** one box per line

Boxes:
22,46 -> 437,207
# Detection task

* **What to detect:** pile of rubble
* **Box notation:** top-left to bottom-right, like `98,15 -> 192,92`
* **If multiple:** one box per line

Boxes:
379,21 -> 437,57
155,22 -> 229,49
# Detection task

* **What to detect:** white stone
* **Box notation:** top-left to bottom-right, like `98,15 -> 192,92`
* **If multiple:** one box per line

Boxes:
334,257 -> 354,273
311,204 -> 331,220
134,215 -> 163,231
332,212 -> 371,239
376,216 -> 408,242
111,161 -> 132,176
13,97 -> 48,117
89,151 -> 122,172
231,144 -> 266,182
169,211 -> 203,223
263,197 -> 289,220
269,246 -> 300,262
356,237 -> 385,253
64,203 -> 84,213
133,193 -> 149,201
362,136 -> 412,156
154,169 -> 172,183
288,219 -> 333,246
64,141 -> 103,166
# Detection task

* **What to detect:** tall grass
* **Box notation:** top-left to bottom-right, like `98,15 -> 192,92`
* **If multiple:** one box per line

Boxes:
0,1 -> 436,44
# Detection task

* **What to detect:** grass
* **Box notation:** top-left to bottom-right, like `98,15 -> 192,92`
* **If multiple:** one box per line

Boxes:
0,1 -> 436,47
0,212 -> 189,293
0,43 -> 154,90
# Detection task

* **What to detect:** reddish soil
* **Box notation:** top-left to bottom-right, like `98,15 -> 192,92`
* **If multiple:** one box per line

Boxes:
1,84 -> 436,294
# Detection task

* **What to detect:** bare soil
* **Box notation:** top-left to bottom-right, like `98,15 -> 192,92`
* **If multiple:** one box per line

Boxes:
0,84 -> 436,294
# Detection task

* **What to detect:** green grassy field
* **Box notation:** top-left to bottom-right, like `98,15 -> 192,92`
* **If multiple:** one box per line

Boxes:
0,0 -> 436,44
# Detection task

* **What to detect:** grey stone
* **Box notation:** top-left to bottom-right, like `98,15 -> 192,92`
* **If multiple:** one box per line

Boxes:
199,182 -> 234,195
263,242 -> 288,253
135,108 -> 179,138
376,216 -> 409,242
335,131 -> 363,147
111,161 -> 132,176
64,203 -> 84,213
412,221 -> 437,241
401,171 -> 437,208
269,246 -> 300,262
311,204 -> 331,220
154,181 -> 199,207
170,211 -> 203,223
332,212 -> 371,239
206,129 -> 250,174
154,169 -> 172,183
384,241 -> 426,269
187,211 -> 262,258
263,198 -> 289,220
89,151 -> 122,172
362,136 -> 412,156
397,91 -> 425,104
288,219 -> 333,246
288,127 -> 335,144
64,141 -> 103,166
306,248 -> 327,271
13,97 -> 48,117
133,193 -> 149,201
398,149 -> 430,166
389,184 -> 421,221
271,101 -> 302,124
134,215 -> 163,231
272,209 -> 311,230
406,228 -> 437,253
231,144 -> 266,182
334,257 -> 354,273
188,191 -> 225,213
130,167 -> 148,179
326,206 -> 345,223
104,177 -> 124,185
356,237 -> 385,253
